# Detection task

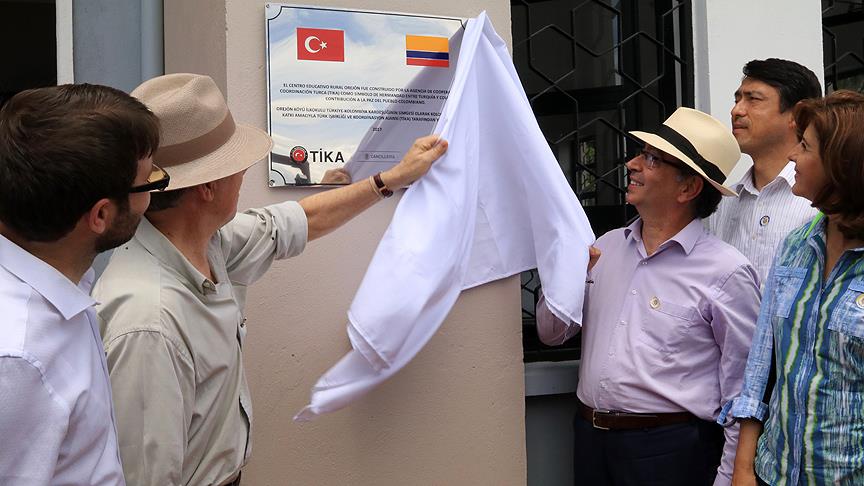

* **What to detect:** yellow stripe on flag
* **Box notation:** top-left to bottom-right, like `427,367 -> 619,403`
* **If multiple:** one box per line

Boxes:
406,35 -> 449,53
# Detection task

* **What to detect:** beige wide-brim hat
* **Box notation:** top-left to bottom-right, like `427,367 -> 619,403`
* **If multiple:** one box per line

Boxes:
132,73 -> 273,190
630,107 -> 740,197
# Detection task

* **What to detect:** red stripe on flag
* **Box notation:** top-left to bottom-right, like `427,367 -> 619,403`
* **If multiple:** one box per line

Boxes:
406,58 -> 449,68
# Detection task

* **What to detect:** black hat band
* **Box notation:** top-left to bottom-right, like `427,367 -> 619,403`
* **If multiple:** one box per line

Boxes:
655,124 -> 726,184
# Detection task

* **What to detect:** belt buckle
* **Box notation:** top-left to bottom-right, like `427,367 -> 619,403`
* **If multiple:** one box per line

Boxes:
592,409 -> 612,430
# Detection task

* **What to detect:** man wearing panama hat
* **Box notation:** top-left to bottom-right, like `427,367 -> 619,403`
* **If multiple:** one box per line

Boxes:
93,73 -> 447,486
535,107 -> 761,485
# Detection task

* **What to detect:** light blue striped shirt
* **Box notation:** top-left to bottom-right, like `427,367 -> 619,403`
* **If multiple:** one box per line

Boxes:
706,162 -> 818,284
719,214 -> 864,485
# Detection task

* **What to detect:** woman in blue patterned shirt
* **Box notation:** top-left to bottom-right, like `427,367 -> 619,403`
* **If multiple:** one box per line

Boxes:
723,90 -> 864,486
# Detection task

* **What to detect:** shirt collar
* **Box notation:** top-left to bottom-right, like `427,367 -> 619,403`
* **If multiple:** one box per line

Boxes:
135,217 -> 216,294
805,213 -> 864,254
731,166 -> 757,195
623,217 -> 704,256
731,161 -> 797,195
776,161 -> 797,187
0,233 -> 95,320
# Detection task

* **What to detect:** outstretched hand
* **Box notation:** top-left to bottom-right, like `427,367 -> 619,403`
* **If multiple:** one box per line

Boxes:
381,135 -> 448,190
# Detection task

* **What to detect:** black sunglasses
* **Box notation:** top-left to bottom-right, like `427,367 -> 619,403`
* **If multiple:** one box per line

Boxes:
129,164 -> 171,193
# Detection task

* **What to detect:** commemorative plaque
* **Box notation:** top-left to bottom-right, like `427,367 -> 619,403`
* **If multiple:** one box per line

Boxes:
265,4 -> 464,186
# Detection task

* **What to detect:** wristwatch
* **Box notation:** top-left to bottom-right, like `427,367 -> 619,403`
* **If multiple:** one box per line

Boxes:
373,172 -> 394,198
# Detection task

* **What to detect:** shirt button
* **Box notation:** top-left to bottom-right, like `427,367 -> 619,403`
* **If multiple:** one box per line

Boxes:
760,215 -> 770,226
641,261 -> 648,265
631,289 -> 637,295
619,320 -> 626,326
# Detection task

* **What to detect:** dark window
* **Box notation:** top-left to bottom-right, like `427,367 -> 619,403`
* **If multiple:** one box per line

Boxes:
823,0 -> 864,93
0,0 -> 57,107
512,0 -> 694,362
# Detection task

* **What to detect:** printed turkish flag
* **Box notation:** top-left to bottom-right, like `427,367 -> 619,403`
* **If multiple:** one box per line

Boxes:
297,28 -> 345,62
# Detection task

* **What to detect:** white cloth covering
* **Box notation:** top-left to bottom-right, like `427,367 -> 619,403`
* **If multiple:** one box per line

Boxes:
295,12 -> 594,421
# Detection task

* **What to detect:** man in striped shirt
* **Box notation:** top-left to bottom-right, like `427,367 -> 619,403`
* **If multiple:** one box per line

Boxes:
706,59 -> 821,282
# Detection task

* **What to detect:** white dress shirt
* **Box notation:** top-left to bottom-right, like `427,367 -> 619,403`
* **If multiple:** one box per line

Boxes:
706,162 -> 817,283
296,12 -> 595,421
0,233 -> 124,486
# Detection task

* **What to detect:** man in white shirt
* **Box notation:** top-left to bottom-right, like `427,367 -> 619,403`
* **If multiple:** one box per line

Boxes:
707,58 -> 822,281
0,84 -> 164,485
94,73 -> 446,486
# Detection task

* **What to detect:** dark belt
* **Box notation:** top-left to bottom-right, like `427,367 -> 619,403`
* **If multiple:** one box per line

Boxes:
577,400 -> 696,430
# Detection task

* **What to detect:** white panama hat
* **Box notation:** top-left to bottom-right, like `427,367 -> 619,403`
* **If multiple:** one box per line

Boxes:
630,107 -> 741,197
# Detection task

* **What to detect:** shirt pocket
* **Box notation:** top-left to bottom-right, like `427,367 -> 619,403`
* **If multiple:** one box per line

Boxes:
638,297 -> 699,355
825,280 -> 864,380
771,266 -> 808,318
827,279 -> 864,340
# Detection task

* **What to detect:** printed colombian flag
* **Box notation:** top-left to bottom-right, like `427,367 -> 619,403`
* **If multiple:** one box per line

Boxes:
405,35 -> 449,68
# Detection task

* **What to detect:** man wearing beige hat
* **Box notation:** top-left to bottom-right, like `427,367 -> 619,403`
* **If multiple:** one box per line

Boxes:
93,73 -> 447,486
535,108 -> 761,485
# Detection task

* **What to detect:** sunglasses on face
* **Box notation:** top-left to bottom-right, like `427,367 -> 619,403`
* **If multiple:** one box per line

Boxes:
129,164 -> 171,193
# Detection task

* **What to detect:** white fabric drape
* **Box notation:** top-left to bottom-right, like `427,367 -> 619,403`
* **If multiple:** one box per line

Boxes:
295,11 -> 594,421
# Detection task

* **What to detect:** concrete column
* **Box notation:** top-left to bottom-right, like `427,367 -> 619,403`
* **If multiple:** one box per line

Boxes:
164,1 -> 526,484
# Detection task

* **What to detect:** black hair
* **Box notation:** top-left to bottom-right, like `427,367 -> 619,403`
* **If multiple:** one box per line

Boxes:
676,164 -> 723,219
743,58 -> 823,112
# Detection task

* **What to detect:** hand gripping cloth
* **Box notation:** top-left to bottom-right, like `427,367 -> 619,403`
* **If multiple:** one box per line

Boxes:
295,11 -> 594,421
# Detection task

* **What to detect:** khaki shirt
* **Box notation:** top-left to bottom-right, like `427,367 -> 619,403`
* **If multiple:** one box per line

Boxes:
94,202 -> 307,486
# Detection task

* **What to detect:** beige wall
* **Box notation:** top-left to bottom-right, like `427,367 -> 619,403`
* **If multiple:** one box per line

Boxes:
164,1 -> 228,94
166,1 -> 525,484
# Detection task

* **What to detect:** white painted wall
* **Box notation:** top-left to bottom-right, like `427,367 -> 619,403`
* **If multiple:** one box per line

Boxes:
56,0 -> 73,83
692,0 -> 824,183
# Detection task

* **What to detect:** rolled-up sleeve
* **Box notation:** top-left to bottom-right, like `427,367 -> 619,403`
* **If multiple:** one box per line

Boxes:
535,291 -> 581,345
219,201 -> 309,285
718,260 -> 779,426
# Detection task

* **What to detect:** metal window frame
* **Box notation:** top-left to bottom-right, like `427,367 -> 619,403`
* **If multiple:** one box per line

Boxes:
512,0 -> 695,362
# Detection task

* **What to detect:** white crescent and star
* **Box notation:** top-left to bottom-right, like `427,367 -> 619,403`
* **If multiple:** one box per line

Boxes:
304,36 -> 328,53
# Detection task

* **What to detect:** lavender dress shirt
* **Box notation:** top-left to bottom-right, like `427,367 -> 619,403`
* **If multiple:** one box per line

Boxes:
537,218 -> 761,486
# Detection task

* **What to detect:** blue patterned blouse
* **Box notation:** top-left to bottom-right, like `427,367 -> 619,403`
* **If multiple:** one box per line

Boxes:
719,214 -> 864,485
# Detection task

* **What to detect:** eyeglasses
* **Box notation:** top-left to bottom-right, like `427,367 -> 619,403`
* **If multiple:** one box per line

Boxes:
639,149 -> 682,170
129,164 -> 171,193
